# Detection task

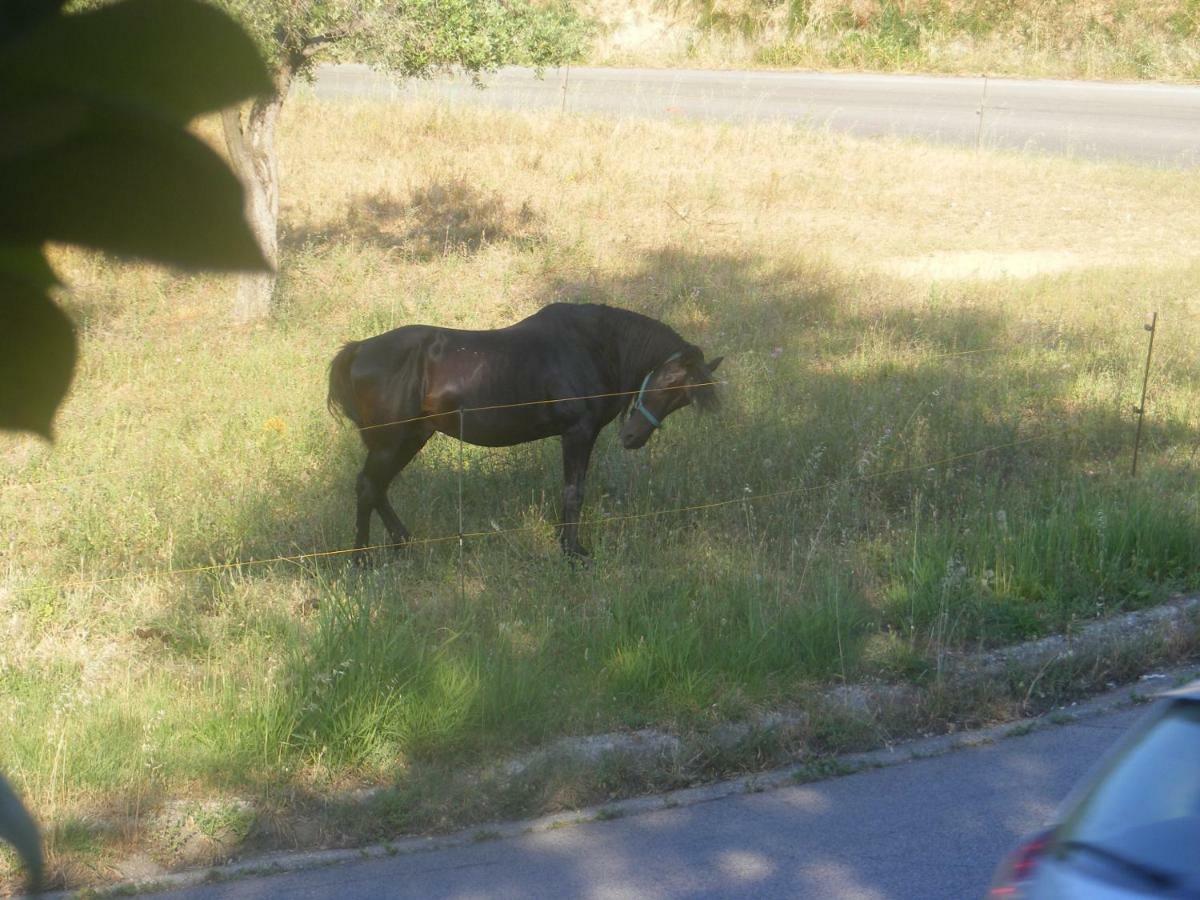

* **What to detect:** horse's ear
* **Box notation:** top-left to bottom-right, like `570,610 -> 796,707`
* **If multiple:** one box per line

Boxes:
705,356 -> 724,373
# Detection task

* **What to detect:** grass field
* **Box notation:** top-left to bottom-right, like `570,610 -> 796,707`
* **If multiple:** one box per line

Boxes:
2,96 -> 1200,886
586,0 -> 1200,81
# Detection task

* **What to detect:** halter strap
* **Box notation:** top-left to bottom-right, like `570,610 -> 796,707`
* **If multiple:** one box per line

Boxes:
632,352 -> 681,430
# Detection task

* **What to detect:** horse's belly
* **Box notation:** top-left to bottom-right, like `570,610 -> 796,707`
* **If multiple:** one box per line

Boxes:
444,408 -> 565,447
423,345 -> 593,445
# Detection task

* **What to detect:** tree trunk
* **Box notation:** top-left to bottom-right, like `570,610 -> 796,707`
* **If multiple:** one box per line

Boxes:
220,64 -> 293,324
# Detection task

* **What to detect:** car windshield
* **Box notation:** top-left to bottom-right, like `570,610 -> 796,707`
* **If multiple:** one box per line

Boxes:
1055,701 -> 1200,884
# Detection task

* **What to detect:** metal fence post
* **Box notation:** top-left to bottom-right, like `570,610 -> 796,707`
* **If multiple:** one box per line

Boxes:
458,407 -> 466,603
1131,311 -> 1158,477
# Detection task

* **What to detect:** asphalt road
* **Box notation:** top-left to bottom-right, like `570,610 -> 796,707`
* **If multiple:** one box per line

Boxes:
156,705 -> 1146,900
311,65 -> 1200,166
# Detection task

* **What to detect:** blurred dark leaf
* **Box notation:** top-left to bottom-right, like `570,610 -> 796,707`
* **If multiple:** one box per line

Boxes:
0,89 -> 89,163
0,0 -> 66,45
0,250 -> 75,438
0,0 -> 272,883
0,242 -> 59,289
0,95 -> 267,269
0,771 -> 45,894
0,0 -> 271,122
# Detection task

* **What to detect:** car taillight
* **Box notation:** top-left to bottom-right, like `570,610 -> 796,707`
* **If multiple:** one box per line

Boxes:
987,830 -> 1053,898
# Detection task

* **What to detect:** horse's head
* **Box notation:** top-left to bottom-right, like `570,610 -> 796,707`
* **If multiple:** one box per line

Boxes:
619,348 -> 723,450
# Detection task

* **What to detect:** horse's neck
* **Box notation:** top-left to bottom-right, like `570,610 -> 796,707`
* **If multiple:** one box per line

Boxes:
611,315 -> 684,386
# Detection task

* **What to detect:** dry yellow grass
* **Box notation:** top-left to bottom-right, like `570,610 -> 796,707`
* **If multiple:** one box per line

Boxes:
585,0 -> 1200,80
280,98 -> 1200,283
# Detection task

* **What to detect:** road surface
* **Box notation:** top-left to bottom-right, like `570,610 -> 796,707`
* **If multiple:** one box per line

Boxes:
311,65 -> 1200,166
155,705 -> 1146,899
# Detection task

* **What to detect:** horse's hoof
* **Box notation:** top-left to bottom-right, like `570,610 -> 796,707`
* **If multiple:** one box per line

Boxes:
563,546 -> 592,567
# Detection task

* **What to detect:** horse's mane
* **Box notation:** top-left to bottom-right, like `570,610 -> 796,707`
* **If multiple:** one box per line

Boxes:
560,303 -> 720,413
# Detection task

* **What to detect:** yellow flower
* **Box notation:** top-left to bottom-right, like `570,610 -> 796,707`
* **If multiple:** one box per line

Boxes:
263,416 -> 287,436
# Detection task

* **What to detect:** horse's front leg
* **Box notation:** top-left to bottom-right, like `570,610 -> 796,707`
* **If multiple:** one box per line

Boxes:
559,427 -> 598,558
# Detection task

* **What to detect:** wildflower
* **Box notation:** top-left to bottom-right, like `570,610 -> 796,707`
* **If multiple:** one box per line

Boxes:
263,416 -> 287,436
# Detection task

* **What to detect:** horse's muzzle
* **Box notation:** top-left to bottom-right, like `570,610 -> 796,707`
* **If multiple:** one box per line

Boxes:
619,424 -> 653,450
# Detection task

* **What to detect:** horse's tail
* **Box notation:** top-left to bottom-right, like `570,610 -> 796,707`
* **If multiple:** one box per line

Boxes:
327,340 -> 362,426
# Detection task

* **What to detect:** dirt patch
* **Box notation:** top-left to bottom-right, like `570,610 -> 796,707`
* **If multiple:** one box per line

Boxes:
949,592 -> 1200,682
582,0 -> 692,55
148,800 -> 257,869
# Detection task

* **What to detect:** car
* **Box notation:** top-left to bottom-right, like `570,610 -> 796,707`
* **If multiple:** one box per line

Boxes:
988,679 -> 1200,898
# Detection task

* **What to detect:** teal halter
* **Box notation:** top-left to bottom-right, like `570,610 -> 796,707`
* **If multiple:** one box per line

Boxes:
632,352 -> 682,430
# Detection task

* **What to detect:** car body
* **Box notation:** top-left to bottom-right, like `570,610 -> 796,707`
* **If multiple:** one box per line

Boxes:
988,680 -> 1200,899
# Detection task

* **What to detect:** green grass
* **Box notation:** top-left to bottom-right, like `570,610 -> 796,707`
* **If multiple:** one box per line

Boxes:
1,98 -> 1199,888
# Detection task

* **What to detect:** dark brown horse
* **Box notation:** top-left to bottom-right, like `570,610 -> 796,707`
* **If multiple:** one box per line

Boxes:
327,302 -> 723,557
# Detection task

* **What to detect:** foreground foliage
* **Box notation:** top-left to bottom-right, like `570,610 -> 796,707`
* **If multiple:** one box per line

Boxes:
0,0 -> 271,888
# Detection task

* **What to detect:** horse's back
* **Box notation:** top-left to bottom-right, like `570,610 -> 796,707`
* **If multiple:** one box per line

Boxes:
341,304 -> 625,438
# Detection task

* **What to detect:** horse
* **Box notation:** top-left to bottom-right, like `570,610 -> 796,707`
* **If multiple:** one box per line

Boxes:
327,302 -> 723,558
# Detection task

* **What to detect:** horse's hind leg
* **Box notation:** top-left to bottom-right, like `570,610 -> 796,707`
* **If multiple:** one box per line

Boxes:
354,431 -> 430,553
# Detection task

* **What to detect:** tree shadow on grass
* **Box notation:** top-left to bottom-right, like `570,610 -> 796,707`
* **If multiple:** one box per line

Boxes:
143,244 -> 1198,792
111,245 -> 1192,683
281,177 -> 546,260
